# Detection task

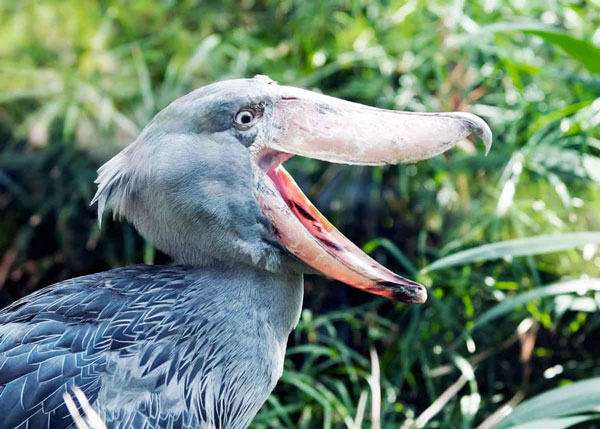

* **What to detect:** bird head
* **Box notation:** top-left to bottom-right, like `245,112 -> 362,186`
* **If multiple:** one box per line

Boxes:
93,75 -> 491,304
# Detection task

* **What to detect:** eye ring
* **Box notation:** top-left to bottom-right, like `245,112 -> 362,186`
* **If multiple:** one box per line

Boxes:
234,109 -> 256,128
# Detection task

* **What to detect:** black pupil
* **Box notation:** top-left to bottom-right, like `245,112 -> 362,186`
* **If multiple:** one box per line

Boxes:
240,112 -> 252,124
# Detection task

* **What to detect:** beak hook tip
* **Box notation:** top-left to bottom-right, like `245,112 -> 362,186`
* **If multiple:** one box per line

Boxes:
449,112 -> 493,156
481,125 -> 493,156
468,113 -> 493,156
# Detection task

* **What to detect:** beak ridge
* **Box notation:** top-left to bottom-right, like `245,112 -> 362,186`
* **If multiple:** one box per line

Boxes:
267,85 -> 493,166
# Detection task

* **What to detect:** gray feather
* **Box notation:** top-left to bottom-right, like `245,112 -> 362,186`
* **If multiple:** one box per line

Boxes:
3,76 -> 309,429
0,264 -> 303,429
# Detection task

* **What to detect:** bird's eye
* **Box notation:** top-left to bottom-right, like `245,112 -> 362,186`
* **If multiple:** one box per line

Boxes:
234,109 -> 256,127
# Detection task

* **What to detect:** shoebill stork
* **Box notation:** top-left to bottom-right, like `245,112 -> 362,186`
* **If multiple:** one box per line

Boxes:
0,75 -> 491,429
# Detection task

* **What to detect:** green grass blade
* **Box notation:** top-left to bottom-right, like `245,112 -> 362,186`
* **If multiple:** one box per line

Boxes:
526,100 -> 594,137
280,372 -> 333,429
523,29 -> 600,76
499,415 -> 595,429
494,378 -> 600,428
483,22 -> 600,75
472,279 -> 600,332
363,238 -> 418,275
424,232 -> 600,272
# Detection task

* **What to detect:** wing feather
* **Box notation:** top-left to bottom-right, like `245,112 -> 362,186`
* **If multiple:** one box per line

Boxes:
0,265 -> 189,428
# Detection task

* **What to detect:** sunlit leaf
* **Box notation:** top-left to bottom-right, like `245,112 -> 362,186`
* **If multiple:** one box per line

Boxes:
494,378 -> 600,428
472,279 -> 600,331
424,233 -> 600,272
500,416 -> 594,429
584,154 -> 600,184
526,100 -> 594,137
484,22 -> 600,75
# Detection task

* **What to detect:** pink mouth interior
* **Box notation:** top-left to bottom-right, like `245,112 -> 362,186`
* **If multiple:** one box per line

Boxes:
265,162 -> 426,302
267,167 -> 340,250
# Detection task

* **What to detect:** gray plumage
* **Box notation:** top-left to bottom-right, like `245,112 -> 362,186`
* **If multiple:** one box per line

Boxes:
0,76 -> 306,429
93,77 -> 289,271
0,265 -> 302,429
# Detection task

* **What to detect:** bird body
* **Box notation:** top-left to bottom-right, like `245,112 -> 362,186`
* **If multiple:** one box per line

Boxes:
0,264 -> 303,428
0,76 -> 491,428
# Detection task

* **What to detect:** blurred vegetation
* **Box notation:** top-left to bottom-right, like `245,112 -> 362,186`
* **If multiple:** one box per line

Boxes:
1,0 -> 600,428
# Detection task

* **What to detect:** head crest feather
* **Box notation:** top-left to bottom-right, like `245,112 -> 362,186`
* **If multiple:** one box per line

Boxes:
90,151 -> 134,227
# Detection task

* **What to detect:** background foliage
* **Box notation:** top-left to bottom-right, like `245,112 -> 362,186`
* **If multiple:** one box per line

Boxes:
1,0 -> 600,428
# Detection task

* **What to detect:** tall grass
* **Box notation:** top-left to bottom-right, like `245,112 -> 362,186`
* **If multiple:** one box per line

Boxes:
1,0 -> 599,427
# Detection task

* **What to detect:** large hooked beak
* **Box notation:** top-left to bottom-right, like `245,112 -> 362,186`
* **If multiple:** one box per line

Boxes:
251,83 -> 492,304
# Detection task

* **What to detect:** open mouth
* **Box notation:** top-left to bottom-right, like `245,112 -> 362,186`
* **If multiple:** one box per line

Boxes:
250,80 -> 491,303
252,148 -> 428,304
266,162 -> 427,303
